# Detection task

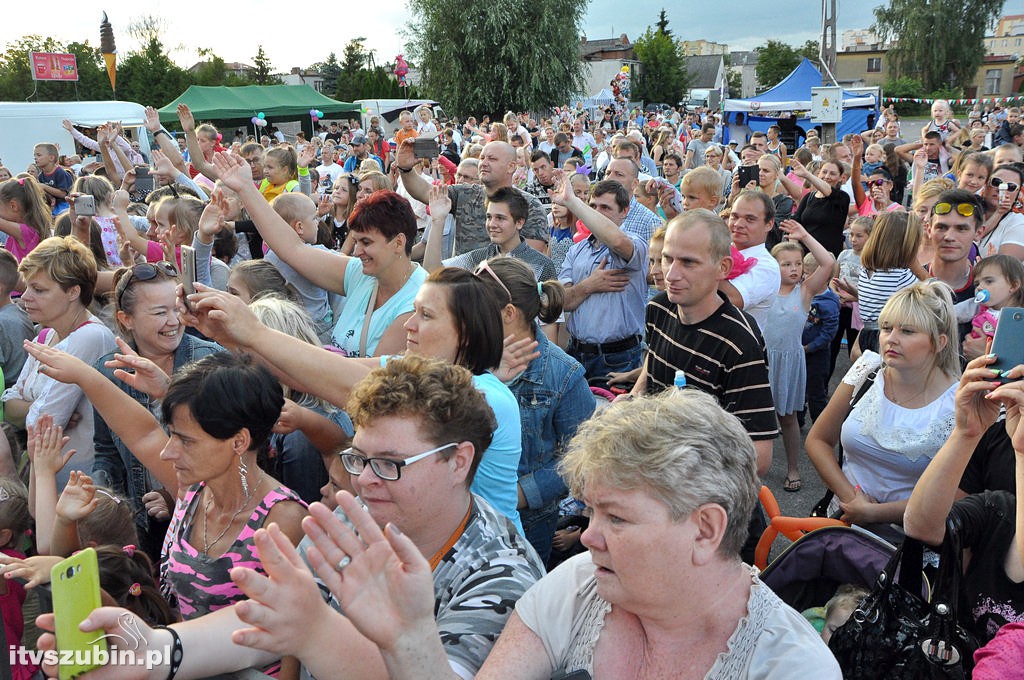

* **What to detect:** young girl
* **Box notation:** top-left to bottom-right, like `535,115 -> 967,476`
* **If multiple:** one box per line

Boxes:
0,478 -> 35,680
831,216 -> 872,374
969,254 -> 1024,340
549,193 -> 577,273
861,143 -> 885,182
953,150 -> 992,195
0,176 -> 52,262
72,175 -> 122,266
115,195 -> 203,268
853,211 -> 927,357
260,146 -> 301,203
765,221 -> 835,492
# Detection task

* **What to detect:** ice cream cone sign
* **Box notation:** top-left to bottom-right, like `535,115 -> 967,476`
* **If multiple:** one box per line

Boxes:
100,12 -> 117,94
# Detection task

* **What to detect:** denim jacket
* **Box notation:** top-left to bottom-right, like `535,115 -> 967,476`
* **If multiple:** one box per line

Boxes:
508,325 -> 595,510
91,335 -> 221,531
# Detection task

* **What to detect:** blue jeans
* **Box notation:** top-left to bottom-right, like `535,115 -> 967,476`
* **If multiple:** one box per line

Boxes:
520,500 -> 560,564
569,343 -> 643,388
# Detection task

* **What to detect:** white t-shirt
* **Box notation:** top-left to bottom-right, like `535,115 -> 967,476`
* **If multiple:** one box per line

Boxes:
316,162 -> 345,190
979,211 -> 1024,255
729,243 -> 780,332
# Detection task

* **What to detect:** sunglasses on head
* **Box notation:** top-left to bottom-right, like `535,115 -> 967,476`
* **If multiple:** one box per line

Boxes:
932,202 -> 977,217
115,261 -> 179,309
990,177 -> 1020,193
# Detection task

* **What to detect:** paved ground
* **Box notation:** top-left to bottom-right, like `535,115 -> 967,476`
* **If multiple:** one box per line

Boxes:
759,348 -> 853,562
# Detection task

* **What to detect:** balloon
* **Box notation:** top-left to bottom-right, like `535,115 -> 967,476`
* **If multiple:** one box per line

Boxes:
621,65 -> 629,73
317,110 -> 324,118
259,119 -> 268,127
257,112 -> 266,120
312,116 -> 319,123
309,109 -> 317,116
251,116 -> 259,124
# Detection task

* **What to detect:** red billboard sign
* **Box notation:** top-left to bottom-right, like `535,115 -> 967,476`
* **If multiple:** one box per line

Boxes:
29,52 -> 79,81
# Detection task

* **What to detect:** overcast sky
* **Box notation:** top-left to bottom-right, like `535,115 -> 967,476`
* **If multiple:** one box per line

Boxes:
2,1 -> 1007,73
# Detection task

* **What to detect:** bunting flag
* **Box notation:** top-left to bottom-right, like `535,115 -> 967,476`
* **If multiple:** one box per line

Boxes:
880,95 -> 1024,104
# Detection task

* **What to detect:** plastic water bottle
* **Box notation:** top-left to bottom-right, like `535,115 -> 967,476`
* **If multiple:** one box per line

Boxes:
975,289 -> 990,304
674,370 -> 687,389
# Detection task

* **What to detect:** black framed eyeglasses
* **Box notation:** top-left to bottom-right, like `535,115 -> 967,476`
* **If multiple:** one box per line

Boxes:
340,443 -> 457,481
932,202 -> 978,218
115,261 -> 179,309
990,177 -> 1020,193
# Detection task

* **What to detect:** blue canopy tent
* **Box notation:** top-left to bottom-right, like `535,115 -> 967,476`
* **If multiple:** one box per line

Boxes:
722,59 -> 878,143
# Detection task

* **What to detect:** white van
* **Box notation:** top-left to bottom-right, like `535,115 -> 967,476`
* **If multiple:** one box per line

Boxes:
354,99 -> 445,137
0,101 -> 152,174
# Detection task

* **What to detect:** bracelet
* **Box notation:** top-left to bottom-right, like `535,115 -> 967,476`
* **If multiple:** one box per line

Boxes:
155,626 -> 183,680
397,165 -> 414,173
154,129 -> 169,139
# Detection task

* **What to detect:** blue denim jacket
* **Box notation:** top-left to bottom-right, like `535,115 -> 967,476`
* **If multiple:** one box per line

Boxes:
508,325 -> 595,509
91,335 -> 221,532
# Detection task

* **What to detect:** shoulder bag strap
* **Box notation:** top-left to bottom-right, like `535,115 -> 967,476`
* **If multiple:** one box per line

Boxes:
358,281 -> 378,358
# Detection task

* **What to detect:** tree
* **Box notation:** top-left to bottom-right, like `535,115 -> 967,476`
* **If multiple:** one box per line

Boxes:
755,40 -> 814,90
311,52 -> 341,97
873,0 -> 1003,92
407,0 -> 587,114
0,35 -> 108,101
251,45 -> 279,85
633,20 -> 687,105
335,38 -> 370,102
117,36 -> 191,107
655,8 -> 672,37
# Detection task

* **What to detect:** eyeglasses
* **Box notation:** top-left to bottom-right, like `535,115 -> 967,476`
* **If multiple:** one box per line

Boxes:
990,177 -> 1020,193
340,443 -> 457,481
115,261 -> 179,309
474,260 -> 513,302
455,172 -> 478,183
932,202 -> 978,217
867,178 -> 889,187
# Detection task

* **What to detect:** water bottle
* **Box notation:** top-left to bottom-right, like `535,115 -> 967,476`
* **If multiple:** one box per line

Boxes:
674,370 -> 687,389
975,289 -> 990,304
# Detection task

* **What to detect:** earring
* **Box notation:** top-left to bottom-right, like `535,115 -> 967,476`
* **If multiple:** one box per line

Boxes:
239,457 -> 249,496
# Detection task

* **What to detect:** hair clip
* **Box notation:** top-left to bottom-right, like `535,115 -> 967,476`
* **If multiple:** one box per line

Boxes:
216,133 -> 223,142
128,582 -> 142,597
0,487 -> 10,502
15,178 -> 25,186
95,488 -> 122,504
123,544 -> 136,557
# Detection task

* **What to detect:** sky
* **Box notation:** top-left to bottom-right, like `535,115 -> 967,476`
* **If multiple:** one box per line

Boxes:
1,1 -> 1006,73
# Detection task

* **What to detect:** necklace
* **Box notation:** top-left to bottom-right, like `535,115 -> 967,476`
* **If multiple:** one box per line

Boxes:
202,469 -> 264,553
883,368 -> 930,407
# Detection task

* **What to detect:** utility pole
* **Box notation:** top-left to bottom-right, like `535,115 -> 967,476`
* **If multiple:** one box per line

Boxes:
820,0 -> 838,143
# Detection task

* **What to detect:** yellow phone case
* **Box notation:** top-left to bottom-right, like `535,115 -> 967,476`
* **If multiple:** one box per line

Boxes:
51,548 -> 107,680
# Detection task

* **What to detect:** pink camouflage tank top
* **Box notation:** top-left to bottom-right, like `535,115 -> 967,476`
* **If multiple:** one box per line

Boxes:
160,483 -> 305,619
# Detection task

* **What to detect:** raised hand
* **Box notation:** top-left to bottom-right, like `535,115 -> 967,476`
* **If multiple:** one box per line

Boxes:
143,106 -> 162,133
177,103 -> 196,133
23,341 -> 93,386
297,144 -> 316,170
913,147 -> 928,168
112,189 -> 131,212
29,416 -> 75,476
211,151 -> 254,193
849,135 -> 863,157
427,181 -> 451,221
272,399 -> 306,435
789,157 -> 809,178
548,169 -> 574,206
779,218 -> 809,242
105,337 -> 172,399
151,148 -> 177,182
184,283 -> 264,349
0,554 -> 62,588
61,119 -> 74,132
56,470 -> 99,523
494,334 -> 540,382
142,489 -> 172,521
954,354 -> 1005,438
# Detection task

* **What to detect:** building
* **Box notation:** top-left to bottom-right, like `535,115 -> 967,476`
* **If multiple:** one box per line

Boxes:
579,34 -> 640,99
277,67 -> 326,93
187,61 -> 257,79
841,29 -> 884,52
728,50 -> 760,98
685,55 -> 727,92
985,14 -> 1024,56
682,40 -> 728,57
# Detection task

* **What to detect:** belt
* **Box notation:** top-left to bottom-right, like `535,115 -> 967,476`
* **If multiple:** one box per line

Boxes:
861,321 -> 879,331
569,335 -> 641,355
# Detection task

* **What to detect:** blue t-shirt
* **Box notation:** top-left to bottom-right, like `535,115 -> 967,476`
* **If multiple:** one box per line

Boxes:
470,372 -> 523,535
332,258 -> 426,357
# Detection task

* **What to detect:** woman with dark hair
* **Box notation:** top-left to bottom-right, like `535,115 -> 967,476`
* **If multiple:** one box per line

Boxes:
211,152 -> 426,357
21,346 -> 308,621
484,257 -> 595,561
180,268 -> 526,532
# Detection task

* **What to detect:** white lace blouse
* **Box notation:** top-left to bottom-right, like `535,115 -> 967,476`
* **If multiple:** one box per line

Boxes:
839,351 -> 957,504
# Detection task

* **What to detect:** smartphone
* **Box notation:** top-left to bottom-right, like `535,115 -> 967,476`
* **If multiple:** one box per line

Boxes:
73,195 -> 96,217
413,137 -> 440,159
135,166 -> 155,193
51,548 -> 107,680
737,165 -> 759,187
180,244 -> 197,302
990,307 -> 1024,384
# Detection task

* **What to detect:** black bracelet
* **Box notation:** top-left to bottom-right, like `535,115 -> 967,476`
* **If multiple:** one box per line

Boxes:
154,129 -> 169,139
397,165 -> 414,173
156,626 -> 183,680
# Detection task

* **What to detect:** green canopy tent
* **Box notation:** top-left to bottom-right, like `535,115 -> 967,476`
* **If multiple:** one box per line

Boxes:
157,84 -> 359,125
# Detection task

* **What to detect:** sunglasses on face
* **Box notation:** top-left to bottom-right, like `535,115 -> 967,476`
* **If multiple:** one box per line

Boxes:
868,179 -> 889,187
990,177 -> 1020,193
932,202 -> 977,217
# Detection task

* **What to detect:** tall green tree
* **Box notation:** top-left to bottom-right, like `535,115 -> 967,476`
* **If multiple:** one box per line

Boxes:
633,17 -> 687,105
407,0 -> 587,114
251,45 -> 279,85
755,40 -> 819,90
335,38 -> 370,103
117,36 -> 191,107
311,52 -> 341,97
873,0 -> 1003,92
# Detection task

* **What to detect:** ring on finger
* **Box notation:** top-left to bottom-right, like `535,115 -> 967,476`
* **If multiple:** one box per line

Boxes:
335,555 -> 352,573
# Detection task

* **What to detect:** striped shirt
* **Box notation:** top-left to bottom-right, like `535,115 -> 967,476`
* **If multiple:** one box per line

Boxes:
856,267 -> 918,325
644,292 -> 778,440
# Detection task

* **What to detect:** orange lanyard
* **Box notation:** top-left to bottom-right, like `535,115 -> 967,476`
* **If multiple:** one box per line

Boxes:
428,505 -> 472,570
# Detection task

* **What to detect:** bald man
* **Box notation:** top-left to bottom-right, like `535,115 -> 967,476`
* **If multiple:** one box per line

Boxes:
397,140 -> 548,255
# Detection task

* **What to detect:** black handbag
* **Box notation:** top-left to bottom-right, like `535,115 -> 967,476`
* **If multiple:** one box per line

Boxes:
809,369 -> 877,519
828,516 -> 978,679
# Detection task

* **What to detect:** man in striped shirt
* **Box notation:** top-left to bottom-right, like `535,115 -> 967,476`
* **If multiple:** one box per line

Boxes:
624,209 -> 778,477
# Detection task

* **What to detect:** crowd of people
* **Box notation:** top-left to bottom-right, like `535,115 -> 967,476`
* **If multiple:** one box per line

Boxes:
0,95 -> 1022,678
